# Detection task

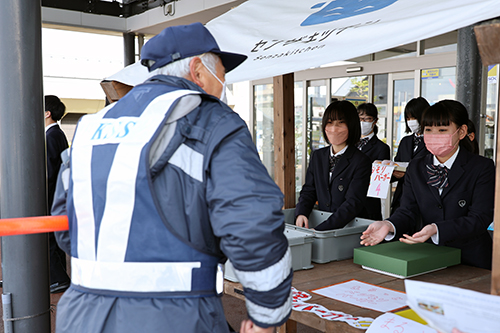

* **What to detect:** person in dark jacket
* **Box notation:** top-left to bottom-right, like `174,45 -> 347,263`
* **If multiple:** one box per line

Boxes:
295,100 -> 371,231
53,23 -> 291,333
391,97 -> 431,214
45,95 -> 71,293
356,103 -> 390,220
361,100 -> 493,269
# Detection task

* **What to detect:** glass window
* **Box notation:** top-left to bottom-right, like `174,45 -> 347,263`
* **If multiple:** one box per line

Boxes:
254,84 -> 274,179
424,31 -> 457,55
485,65 -> 498,159
373,74 -> 389,144
331,76 -> 369,104
374,42 -> 417,61
295,82 -> 304,201
307,80 -> 328,156
421,67 -> 456,105
392,79 -> 414,157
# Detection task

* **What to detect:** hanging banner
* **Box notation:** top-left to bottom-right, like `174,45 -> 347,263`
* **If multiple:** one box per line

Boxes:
206,0 -> 500,83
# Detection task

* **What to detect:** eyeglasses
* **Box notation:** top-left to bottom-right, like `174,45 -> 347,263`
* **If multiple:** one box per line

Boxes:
359,116 -> 375,122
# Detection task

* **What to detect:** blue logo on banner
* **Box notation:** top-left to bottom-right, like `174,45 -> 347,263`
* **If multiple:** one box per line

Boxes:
301,0 -> 398,26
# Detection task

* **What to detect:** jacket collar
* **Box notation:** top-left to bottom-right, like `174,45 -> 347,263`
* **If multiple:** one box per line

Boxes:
145,74 -> 207,94
423,148 -> 468,200
329,145 -> 356,183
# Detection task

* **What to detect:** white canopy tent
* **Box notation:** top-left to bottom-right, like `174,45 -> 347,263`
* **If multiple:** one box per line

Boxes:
206,0 -> 500,83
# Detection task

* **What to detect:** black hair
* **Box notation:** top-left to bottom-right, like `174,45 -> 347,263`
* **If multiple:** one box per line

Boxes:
322,100 -> 361,147
466,119 -> 479,154
45,95 -> 66,121
404,97 -> 430,133
357,102 -> 379,135
421,99 -> 473,152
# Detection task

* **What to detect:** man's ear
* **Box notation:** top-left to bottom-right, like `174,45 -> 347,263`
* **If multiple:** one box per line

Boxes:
188,57 -> 205,89
45,111 -> 52,119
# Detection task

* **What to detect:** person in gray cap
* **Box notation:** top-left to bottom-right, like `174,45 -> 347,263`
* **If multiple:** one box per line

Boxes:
53,22 -> 292,333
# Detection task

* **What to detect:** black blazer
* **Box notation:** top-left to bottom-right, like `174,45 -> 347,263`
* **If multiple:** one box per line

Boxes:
46,124 -> 68,210
359,135 -> 390,220
391,134 -> 430,213
388,149 -> 494,269
295,145 -> 371,231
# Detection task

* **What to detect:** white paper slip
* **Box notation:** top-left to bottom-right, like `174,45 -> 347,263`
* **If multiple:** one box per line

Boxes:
312,279 -> 407,313
367,313 -> 437,333
367,164 -> 394,199
405,280 -> 500,333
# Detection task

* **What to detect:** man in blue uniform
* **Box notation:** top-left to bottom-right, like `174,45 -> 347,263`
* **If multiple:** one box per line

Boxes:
53,23 -> 292,333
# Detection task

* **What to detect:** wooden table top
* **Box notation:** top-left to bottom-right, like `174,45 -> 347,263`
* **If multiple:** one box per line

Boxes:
224,259 -> 491,332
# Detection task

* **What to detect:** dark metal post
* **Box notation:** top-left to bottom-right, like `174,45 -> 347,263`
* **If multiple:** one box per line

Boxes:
123,32 -> 136,66
0,0 -> 51,332
456,25 -> 484,133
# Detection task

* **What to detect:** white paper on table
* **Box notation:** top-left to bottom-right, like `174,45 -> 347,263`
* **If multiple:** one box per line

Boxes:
405,280 -> 500,333
367,164 -> 395,199
367,313 -> 437,333
311,279 -> 407,313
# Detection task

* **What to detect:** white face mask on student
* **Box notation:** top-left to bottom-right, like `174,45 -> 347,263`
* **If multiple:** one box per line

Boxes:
360,121 -> 374,136
201,59 -> 227,104
407,119 -> 420,134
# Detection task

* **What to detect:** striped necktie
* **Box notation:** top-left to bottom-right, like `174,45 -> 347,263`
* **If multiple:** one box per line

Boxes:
329,155 -> 342,173
356,137 -> 370,150
426,164 -> 449,189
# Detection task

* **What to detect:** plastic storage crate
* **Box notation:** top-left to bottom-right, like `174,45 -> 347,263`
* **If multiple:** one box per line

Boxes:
224,225 -> 314,282
283,208 -> 374,264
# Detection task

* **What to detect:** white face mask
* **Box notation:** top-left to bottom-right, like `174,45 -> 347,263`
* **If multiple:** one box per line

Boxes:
407,119 -> 420,134
360,121 -> 374,136
201,59 -> 227,104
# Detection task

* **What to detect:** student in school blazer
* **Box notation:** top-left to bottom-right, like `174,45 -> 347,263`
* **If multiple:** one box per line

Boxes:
391,134 -> 430,212
295,145 -> 371,231
359,135 -> 390,220
388,148 -> 494,269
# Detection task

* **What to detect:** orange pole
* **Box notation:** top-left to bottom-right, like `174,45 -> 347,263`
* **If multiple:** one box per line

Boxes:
0,215 -> 68,236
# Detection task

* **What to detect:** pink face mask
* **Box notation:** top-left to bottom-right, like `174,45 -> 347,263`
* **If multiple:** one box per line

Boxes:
325,125 -> 349,146
424,127 -> 461,157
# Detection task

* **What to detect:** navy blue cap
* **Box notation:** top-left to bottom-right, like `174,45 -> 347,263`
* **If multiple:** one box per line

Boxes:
140,22 -> 247,73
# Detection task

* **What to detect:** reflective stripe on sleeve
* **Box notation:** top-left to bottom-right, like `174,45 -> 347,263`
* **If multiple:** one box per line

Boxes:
233,247 -> 292,292
168,143 -> 204,182
246,289 -> 292,325
71,257 -> 200,292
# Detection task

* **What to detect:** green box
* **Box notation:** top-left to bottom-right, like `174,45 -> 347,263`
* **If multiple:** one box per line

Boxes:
353,242 -> 461,278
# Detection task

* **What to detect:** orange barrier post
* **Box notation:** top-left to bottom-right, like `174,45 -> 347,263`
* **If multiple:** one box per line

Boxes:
0,215 -> 68,237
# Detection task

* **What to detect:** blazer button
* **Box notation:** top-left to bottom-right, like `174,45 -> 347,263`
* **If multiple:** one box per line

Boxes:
437,205 -> 442,209
326,203 -> 330,207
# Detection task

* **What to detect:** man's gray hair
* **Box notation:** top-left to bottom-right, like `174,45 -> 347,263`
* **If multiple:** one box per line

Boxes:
149,53 -> 220,79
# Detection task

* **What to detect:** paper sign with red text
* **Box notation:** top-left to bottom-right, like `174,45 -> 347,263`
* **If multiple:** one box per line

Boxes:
368,164 -> 395,199
311,279 -> 407,313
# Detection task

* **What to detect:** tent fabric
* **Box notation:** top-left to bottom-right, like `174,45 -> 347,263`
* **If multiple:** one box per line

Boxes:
206,0 -> 500,83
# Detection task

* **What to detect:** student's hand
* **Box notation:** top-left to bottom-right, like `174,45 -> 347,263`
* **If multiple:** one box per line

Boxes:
295,215 -> 309,229
360,220 -> 393,246
392,170 -> 405,179
240,319 -> 275,333
400,224 -> 437,244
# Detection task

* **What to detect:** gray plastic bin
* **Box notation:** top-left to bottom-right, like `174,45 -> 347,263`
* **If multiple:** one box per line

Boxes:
224,224 -> 314,282
284,225 -> 314,270
284,208 -> 374,264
